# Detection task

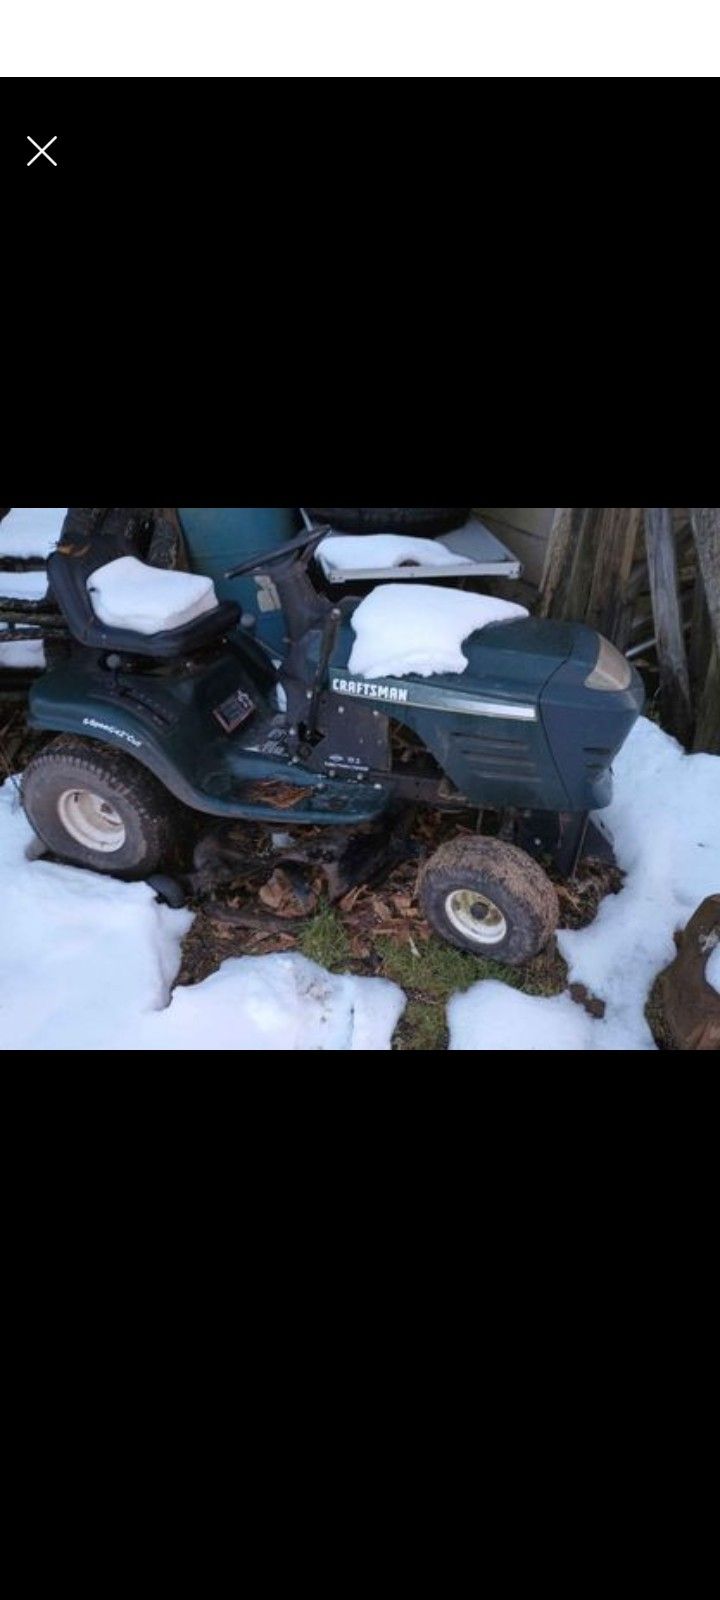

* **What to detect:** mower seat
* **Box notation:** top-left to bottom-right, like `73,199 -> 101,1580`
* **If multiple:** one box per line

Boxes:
48,549 -> 240,659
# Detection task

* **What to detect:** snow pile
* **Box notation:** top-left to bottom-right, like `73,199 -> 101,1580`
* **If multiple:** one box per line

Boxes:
0,571 -> 48,602
0,784 -> 192,1050
449,717 -> 720,1052
317,533 -> 472,577
449,983 -> 601,1052
135,953 -> 405,1052
0,508 -> 66,559
0,784 -> 405,1051
87,557 -> 218,635
708,946 -> 720,995
348,584 -> 529,680
557,717 -> 720,1047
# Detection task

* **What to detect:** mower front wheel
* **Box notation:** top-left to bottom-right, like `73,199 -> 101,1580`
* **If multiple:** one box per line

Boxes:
21,736 -> 187,878
421,836 -> 559,966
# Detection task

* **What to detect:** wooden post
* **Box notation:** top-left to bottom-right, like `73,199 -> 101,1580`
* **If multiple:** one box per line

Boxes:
689,509 -> 720,647
540,508 -> 586,617
541,508 -> 641,645
694,646 -> 720,754
563,510 -> 601,624
689,509 -> 720,755
689,562 -> 713,689
584,507 -> 642,646
644,507 -> 693,746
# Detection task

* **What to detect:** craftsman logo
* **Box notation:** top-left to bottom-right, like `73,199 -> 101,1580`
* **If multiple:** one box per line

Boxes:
82,717 -> 143,749
331,677 -> 409,704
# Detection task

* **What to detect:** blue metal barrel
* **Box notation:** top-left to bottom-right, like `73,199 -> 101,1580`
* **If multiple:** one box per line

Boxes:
178,507 -> 299,652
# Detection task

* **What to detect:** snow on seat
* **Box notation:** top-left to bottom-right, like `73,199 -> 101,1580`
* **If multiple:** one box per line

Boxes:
317,533 -> 473,579
347,584 -> 529,680
0,508 -> 67,560
87,557 -> 219,637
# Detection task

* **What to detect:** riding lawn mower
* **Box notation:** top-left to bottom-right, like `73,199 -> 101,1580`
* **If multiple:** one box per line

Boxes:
2,506 -> 645,965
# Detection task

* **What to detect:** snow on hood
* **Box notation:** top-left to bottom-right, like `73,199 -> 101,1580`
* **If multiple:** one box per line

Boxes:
347,583 -> 529,680
0,784 -> 405,1051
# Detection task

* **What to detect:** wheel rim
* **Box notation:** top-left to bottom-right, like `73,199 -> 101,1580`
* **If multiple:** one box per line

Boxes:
57,789 -> 127,853
445,888 -> 508,947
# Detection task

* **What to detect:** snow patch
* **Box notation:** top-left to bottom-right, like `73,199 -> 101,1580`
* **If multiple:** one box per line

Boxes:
0,784 -> 405,1051
87,556 -> 219,635
0,783 -> 192,1050
0,508 -> 66,560
449,982 -> 602,1052
317,533 -> 472,578
706,945 -> 720,996
557,717 -> 720,1048
348,584 -> 529,680
135,953 -> 405,1052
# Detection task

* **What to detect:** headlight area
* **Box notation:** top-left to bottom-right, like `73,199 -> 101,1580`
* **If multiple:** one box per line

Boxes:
585,635 -> 633,692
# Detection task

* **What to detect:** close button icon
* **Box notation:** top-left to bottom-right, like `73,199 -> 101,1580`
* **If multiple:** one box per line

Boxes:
27,136 -> 58,167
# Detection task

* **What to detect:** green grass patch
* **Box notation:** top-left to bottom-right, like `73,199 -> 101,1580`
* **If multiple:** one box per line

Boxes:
395,999 -> 449,1053
298,904 -> 351,973
298,910 -> 568,1051
375,934 -> 542,999
375,932 -> 567,1051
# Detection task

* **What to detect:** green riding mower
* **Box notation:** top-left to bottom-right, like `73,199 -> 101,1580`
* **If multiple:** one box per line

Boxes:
9,506 -> 644,965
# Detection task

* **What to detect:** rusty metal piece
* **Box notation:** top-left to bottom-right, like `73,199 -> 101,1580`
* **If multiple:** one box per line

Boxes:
659,895 -> 720,1051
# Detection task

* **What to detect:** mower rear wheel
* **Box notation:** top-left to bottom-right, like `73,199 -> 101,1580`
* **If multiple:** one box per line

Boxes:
421,836 -> 559,966
21,736 -> 186,878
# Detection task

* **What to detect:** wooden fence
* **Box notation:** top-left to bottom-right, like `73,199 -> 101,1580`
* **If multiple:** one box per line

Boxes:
540,508 -> 720,754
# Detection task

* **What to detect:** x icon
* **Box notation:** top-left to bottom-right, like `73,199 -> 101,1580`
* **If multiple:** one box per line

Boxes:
27,136 -> 58,167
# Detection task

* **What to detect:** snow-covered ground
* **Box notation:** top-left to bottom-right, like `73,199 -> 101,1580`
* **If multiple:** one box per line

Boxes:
449,982 -> 604,1051
0,784 -> 404,1051
348,584 -> 528,679
0,716 -> 717,1052
450,717 -> 720,1051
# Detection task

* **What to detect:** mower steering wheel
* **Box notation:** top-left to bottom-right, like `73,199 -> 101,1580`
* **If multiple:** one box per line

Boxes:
224,525 -> 331,581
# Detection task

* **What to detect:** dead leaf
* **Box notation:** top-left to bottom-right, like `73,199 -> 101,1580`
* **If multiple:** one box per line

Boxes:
259,872 -> 287,911
339,885 -> 363,914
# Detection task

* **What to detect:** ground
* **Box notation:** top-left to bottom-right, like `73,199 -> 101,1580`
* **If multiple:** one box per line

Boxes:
3,705 -> 717,1052
175,805 -> 625,1052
